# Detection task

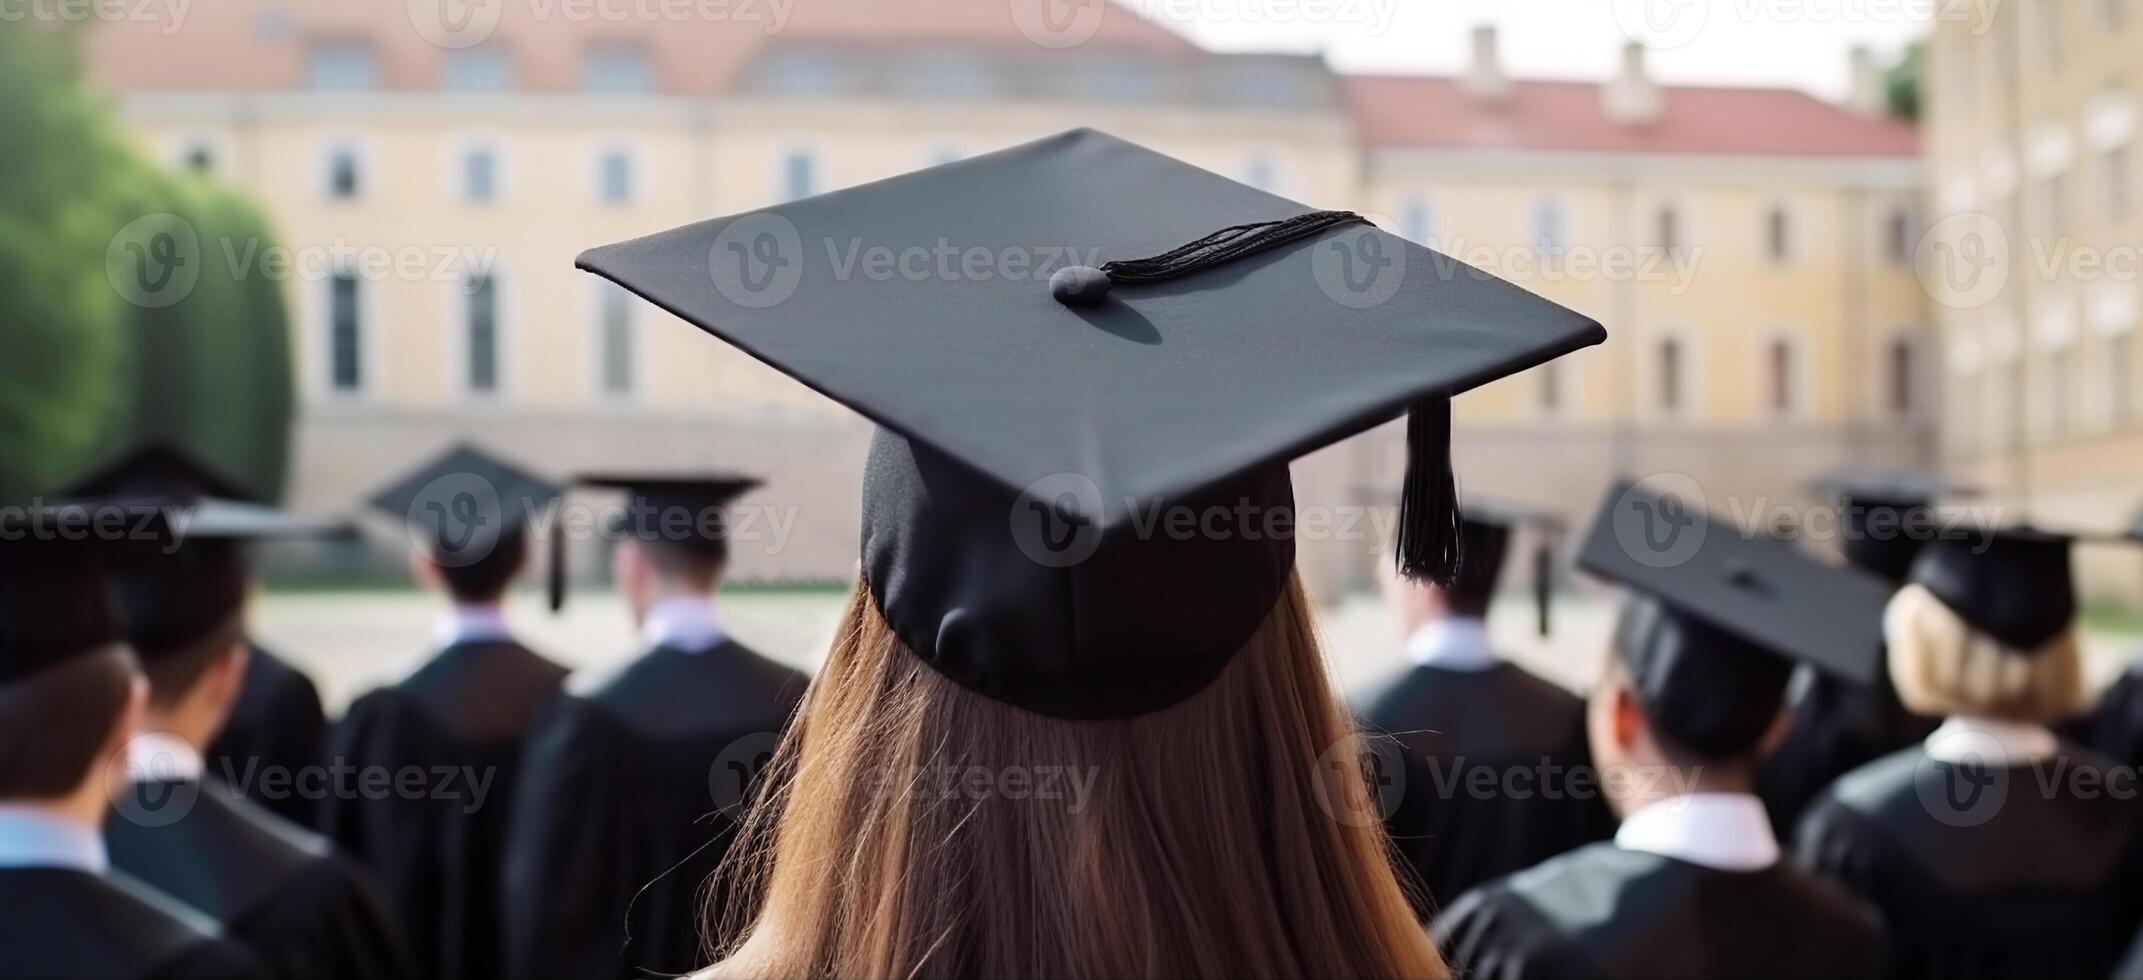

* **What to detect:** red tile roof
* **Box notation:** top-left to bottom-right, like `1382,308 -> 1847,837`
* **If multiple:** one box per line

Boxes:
1347,74 -> 1919,158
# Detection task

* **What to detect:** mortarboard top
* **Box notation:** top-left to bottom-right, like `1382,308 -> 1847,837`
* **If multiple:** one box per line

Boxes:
1900,522 -> 2135,653
111,497 -> 352,658
60,440 -> 263,504
0,504 -> 174,684
1807,467 -> 1976,586
367,444 -> 561,558
1577,481 -> 1891,759
578,127 -> 1603,720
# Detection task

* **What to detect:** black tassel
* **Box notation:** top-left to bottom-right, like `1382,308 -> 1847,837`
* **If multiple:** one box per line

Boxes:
1534,544 -> 1553,638
547,518 -> 567,613
1394,398 -> 1463,586
1051,210 -> 1374,307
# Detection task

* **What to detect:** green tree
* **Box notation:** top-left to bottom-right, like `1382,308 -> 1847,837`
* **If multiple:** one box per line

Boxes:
0,26 -> 294,502
1887,42 -> 1924,121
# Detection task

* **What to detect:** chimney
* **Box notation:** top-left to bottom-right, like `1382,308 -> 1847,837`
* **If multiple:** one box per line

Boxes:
1602,41 -> 1662,126
1462,24 -> 1511,104
1846,45 -> 1888,116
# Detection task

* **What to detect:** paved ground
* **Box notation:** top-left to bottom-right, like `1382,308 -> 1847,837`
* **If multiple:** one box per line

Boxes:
254,588 -> 2139,717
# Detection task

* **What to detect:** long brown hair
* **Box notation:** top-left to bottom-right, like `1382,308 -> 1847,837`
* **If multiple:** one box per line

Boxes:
707,573 -> 1444,979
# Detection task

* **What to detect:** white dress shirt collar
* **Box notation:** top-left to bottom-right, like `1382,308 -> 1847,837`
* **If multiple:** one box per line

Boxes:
642,595 -> 728,654
125,731 -> 206,784
0,806 -> 108,873
1403,617 -> 1499,672
1925,716 -> 2059,765
433,603 -> 515,648
1614,792 -> 1781,872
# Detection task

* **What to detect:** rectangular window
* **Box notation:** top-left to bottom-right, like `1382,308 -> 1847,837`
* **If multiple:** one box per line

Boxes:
308,41 -> 378,91
1533,198 -> 1567,267
2113,332 -> 2135,424
463,148 -> 496,203
2042,173 -> 2068,235
784,151 -> 816,202
1657,207 -> 1680,253
1658,339 -> 1683,414
1888,337 -> 1917,417
466,275 -> 498,393
585,44 -> 653,94
329,272 -> 361,392
444,48 -> 514,92
2107,144 -> 2132,222
1886,208 -> 1914,265
600,285 -> 635,395
328,148 -> 361,200
1539,361 -> 1563,415
1767,207 -> 1793,262
600,150 -> 634,204
1402,199 -> 1434,248
1768,339 -> 1796,416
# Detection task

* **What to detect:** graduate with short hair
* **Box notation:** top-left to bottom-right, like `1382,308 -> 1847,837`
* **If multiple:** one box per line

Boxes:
1797,524 -> 2143,980
1436,482 -> 1891,980
1356,501 -> 1614,913
102,500 -> 411,980
501,474 -> 808,980
322,445 -> 569,980
61,443 -> 330,828
0,505 -> 263,980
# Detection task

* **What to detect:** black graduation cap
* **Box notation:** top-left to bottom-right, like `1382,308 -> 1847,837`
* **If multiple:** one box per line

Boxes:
117,498 -> 351,658
367,443 -> 562,586
563,472 -> 762,609
0,503 -> 174,684
1905,525 -> 2087,653
577,127 -> 1604,720
60,440 -> 263,504
1577,481 -> 1890,759
1808,467 -> 1974,585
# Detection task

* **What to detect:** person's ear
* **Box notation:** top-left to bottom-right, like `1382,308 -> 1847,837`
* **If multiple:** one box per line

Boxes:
1611,686 -> 1645,754
409,548 -> 443,592
213,641 -> 250,706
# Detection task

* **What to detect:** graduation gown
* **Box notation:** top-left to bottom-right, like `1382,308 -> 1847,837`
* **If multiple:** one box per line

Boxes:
321,640 -> 568,980
105,778 -> 411,980
207,645 -> 329,828
502,640 -> 809,980
1357,662 -> 1615,912
1796,741 -> 2143,980
0,866 -> 264,980
1435,844 -> 1888,979
2069,662 -> 2143,768
1757,666 -> 1938,834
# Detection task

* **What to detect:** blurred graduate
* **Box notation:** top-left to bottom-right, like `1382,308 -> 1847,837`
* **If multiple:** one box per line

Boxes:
501,474 -> 809,980
321,445 -> 569,980
1796,523 -> 2143,978
102,496 -> 410,980
1436,482 -> 1891,979
62,444 -> 331,827
0,504 -> 263,980
2065,510 -> 2143,766
1356,500 -> 1614,912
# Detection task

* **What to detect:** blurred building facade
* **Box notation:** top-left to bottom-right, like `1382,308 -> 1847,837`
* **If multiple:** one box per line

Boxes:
88,2 -> 1928,594
1925,0 -> 2142,596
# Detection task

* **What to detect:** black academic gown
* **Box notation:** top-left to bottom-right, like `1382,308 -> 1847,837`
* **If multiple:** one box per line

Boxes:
105,778 -> 411,980
502,640 -> 809,980
321,640 -> 568,980
2069,660 -> 2143,768
206,645 -> 329,828
0,866 -> 265,980
1796,740 -> 2143,980
1435,843 -> 1889,980
1757,665 -> 1938,834
1357,660 -> 1616,913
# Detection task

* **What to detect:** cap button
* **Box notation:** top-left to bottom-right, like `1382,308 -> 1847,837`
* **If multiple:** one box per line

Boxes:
1050,265 -> 1113,307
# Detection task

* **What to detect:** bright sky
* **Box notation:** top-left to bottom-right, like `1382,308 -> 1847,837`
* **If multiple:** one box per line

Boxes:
1152,0 -> 1943,99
